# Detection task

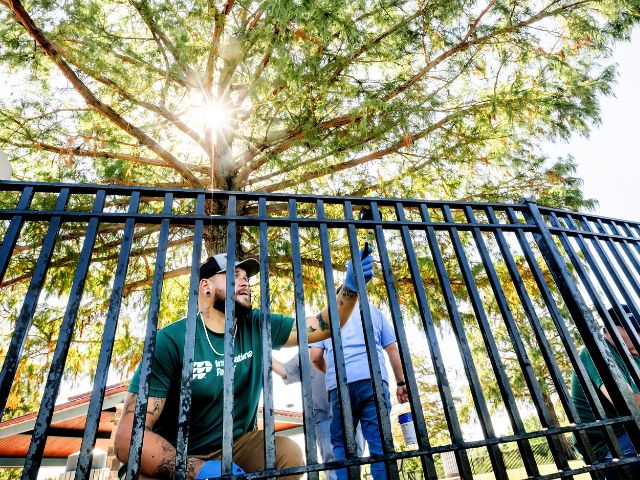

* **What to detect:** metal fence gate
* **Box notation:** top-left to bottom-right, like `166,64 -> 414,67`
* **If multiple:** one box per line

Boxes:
1,181 -> 640,480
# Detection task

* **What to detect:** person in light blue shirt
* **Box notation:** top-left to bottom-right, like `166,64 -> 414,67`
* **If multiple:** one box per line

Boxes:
310,300 -> 408,480
272,355 -> 365,480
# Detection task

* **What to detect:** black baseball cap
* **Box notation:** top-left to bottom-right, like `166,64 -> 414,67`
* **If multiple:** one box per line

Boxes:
607,304 -> 640,332
199,253 -> 260,280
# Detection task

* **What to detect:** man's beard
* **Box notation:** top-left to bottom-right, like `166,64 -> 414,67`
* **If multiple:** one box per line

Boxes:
212,288 -> 252,317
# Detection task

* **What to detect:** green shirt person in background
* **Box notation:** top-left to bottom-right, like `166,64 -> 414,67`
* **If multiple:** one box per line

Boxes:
114,249 -> 374,480
571,304 -> 640,478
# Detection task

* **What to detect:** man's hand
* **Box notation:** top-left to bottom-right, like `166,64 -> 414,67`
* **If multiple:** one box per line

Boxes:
344,244 -> 374,292
396,385 -> 409,404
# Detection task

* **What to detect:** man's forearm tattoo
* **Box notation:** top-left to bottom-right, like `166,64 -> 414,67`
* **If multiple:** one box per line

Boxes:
124,396 -> 163,419
154,455 -> 175,480
340,286 -> 358,301
317,313 -> 330,331
153,440 -> 180,479
340,285 -> 358,306
149,398 -> 164,416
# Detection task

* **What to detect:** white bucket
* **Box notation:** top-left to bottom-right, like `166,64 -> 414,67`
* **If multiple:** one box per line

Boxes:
398,412 -> 417,445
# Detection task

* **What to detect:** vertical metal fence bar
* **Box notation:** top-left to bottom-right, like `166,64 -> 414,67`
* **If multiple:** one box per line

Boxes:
547,211 -> 640,477
463,205 -> 572,473
524,201 -> 640,459
222,195 -> 237,475
175,193 -> 206,480
487,206 -> 584,470
344,200 -> 398,480
553,212 -> 640,476
620,222 -> 640,262
554,213 -> 640,391
259,197 -> 276,476
505,207 -> 616,474
126,193 -> 174,480
394,203 -> 473,478
0,185 -> 34,282
77,190 -> 140,480
373,202 -> 438,479
590,217 -> 640,311
288,198 -> 319,480
316,199 -> 358,480
0,187 -> 70,422
22,190 -> 106,480
422,205 -> 508,480
7,181 -> 640,480
602,220 -> 640,355
607,220 -> 640,290
441,205 -> 537,478
549,211 -> 639,463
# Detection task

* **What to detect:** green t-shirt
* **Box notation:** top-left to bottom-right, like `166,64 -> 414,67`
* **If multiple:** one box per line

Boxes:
571,343 -> 640,460
128,309 -> 294,454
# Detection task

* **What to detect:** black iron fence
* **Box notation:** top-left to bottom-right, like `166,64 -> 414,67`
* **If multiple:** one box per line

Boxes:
1,181 -> 640,480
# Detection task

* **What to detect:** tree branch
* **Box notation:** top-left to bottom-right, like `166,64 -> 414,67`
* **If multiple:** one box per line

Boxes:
247,127 -> 389,187
261,103 -> 486,192
204,0 -> 235,91
386,0 -> 591,101
9,224 -> 134,254
2,0 -> 203,188
0,235 -> 193,289
67,63 -> 208,151
327,4 -> 431,83
128,0 -> 191,77
2,139 -> 209,174
237,0 -> 594,185
460,0 -> 497,45
60,37 -> 190,88
236,113 -> 366,183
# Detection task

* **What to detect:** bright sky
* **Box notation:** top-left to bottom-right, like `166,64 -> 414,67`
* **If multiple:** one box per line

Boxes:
542,27 -> 640,223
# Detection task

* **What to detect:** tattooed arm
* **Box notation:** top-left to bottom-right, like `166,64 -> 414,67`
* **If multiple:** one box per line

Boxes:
114,393 -> 204,480
284,286 -> 358,347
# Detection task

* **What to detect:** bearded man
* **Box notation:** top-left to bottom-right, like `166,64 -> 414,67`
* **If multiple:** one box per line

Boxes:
115,249 -> 374,480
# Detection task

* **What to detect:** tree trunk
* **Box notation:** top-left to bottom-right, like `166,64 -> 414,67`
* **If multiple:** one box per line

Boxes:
203,198 -> 236,257
543,390 -> 577,461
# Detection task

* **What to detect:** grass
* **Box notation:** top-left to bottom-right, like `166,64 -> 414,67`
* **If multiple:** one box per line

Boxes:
470,460 -> 591,479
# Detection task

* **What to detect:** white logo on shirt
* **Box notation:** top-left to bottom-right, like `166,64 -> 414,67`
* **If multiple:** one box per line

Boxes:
213,351 -> 253,376
192,361 -> 213,379
191,353 -> 254,380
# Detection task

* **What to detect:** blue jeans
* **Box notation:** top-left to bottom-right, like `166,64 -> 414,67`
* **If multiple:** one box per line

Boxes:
315,417 -> 337,480
603,433 -> 640,479
329,380 -> 392,480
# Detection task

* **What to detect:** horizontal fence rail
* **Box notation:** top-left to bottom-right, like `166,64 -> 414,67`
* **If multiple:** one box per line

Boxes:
0,181 -> 639,480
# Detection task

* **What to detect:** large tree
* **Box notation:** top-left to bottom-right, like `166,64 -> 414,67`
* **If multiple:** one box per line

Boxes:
0,0 -> 637,425
2,0 -> 632,220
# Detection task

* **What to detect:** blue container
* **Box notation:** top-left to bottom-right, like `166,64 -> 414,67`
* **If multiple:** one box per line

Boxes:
398,412 -> 417,445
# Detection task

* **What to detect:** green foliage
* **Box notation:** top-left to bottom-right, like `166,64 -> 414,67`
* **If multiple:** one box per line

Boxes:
0,469 -> 22,480
0,0 -> 637,437
3,0 -> 632,312
1,0 -> 631,211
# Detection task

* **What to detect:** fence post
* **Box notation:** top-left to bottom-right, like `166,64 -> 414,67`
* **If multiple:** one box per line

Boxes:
523,199 -> 640,455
